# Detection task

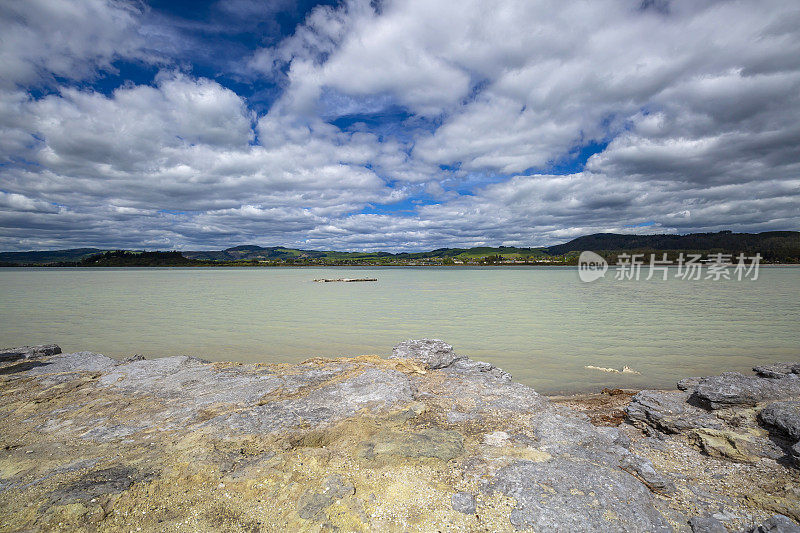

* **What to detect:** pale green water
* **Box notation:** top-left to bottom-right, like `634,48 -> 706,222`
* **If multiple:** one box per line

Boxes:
1,266 -> 798,393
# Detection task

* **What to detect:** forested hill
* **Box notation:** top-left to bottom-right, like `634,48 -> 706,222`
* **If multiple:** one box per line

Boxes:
544,231 -> 800,261
0,248 -> 106,265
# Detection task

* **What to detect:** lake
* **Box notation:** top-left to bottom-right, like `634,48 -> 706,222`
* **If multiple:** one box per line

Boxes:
1,266 -> 798,394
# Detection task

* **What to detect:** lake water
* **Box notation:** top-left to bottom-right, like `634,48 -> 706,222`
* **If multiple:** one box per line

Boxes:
1,266 -> 798,394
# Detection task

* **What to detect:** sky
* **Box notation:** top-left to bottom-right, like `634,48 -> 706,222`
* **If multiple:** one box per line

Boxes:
0,0 -> 799,252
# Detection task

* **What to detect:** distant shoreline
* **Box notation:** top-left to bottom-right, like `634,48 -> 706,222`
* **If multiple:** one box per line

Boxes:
2,230 -> 799,266
2,262 -> 799,268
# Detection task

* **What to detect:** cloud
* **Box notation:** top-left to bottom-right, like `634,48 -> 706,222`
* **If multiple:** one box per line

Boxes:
0,70 -> 409,249
0,0 -> 147,88
0,0 -> 799,251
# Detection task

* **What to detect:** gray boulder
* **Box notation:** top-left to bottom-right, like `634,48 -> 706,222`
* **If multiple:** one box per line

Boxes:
451,491 -> 476,514
678,376 -> 704,391
626,390 -> 722,434
746,514 -> 800,532
449,357 -> 512,382
393,339 -> 513,382
619,453 -> 676,495
391,339 -> 465,369
213,367 -> 413,434
791,442 -> 800,467
0,344 -> 61,362
758,401 -> 800,441
693,372 -> 800,409
489,459 -> 672,532
688,516 -> 727,533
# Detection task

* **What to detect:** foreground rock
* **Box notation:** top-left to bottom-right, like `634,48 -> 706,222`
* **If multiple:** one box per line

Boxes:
692,372 -> 800,410
1,342 -> 799,531
626,364 -> 800,471
625,362 -> 800,531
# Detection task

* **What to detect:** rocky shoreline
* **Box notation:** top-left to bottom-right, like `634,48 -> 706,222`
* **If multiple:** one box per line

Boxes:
1,340 -> 798,532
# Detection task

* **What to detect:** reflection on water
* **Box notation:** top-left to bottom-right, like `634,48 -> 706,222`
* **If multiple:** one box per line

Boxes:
1,266 -> 798,393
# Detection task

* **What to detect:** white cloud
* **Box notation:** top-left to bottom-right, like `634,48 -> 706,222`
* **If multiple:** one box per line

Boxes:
0,0 -> 148,88
0,0 -> 799,250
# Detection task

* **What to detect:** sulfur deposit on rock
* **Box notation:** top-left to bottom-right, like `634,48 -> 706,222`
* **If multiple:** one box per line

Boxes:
1,342 -> 799,532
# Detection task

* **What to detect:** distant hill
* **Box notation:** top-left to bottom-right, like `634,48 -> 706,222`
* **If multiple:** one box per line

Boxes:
2,231 -> 798,265
0,248 -> 106,265
183,246 -> 327,262
184,244 -> 549,263
545,231 -> 800,261
77,251 -> 201,267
